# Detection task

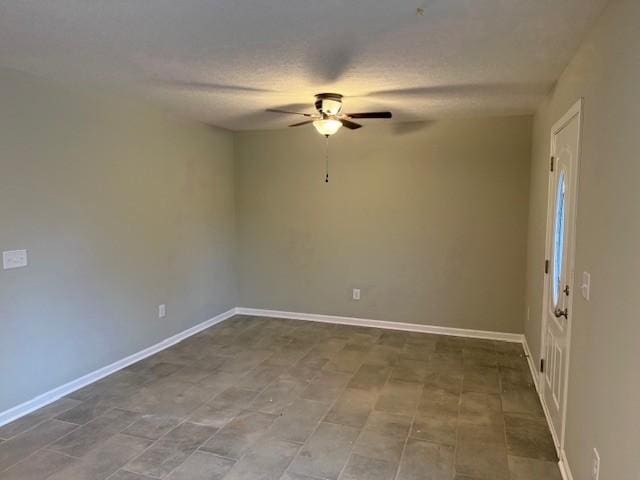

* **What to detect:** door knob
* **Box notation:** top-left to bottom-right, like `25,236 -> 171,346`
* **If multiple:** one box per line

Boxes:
554,307 -> 568,319
563,285 -> 570,296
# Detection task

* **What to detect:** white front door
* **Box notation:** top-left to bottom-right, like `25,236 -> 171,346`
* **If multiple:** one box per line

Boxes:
541,100 -> 582,448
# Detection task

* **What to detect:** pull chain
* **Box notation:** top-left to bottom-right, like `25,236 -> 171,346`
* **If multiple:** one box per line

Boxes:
324,135 -> 329,183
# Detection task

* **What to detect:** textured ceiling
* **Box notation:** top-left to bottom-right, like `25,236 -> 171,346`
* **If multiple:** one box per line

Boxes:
0,0 -> 607,130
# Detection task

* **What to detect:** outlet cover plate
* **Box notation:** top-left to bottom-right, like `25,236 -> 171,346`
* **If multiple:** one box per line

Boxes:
592,448 -> 600,480
3,250 -> 28,269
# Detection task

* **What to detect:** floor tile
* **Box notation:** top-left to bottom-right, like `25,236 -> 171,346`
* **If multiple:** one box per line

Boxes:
0,419 -> 78,471
377,331 -> 407,348
390,358 -> 428,383
201,410 -> 276,459
236,364 -> 285,390
463,366 -> 500,394
250,376 -> 309,415
0,448 -> 76,480
504,414 -> 558,462
501,389 -> 544,417
218,349 -> 274,375
164,451 -> 235,480
0,318 -> 561,480
301,371 -> 351,403
418,386 -> 460,416
399,341 -> 434,362
196,371 -> 239,398
50,408 -> 140,457
123,414 -> 183,440
323,344 -> 370,374
463,349 -> 498,368
288,422 -> 359,480
48,434 -> 151,480
363,411 -> 412,439
374,380 -> 422,416
507,455 -> 562,480
459,391 -> 501,417
497,353 -> 529,370
0,398 -> 81,440
107,472 -> 156,480
55,395 -> 117,425
324,388 -> 376,428
411,410 -> 457,446
222,437 -> 300,480
268,398 -> 330,443
352,428 -> 405,463
426,353 -> 464,376
339,453 -> 397,480
500,367 -> 535,391
69,371 -> 147,403
188,387 -> 259,428
168,366 -> 219,385
494,342 -> 524,355
457,421 -> 505,445
124,422 -> 217,478
347,364 -> 390,391
280,472 -> 319,480
363,345 -> 401,367
265,346 -> 312,368
396,438 -> 454,480
455,435 -> 509,480
123,379 -> 213,417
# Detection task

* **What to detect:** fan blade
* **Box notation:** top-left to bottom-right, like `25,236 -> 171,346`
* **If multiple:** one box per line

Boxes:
340,119 -> 362,130
267,108 -> 312,117
346,112 -> 392,119
289,120 -> 314,127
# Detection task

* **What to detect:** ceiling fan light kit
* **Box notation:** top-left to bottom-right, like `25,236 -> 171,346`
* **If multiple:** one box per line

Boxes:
313,118 -> 343,136
267,93 -> 393,137
267,93 -> 393,182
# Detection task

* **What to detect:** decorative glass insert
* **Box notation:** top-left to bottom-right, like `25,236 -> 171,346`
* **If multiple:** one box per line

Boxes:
552,171 -> 567,307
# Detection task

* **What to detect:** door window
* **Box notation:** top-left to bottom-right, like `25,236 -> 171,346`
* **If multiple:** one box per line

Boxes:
552,170 -> 567,306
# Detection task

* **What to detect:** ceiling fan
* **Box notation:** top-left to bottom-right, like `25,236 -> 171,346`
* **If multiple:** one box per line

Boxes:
267,93 -> 392,136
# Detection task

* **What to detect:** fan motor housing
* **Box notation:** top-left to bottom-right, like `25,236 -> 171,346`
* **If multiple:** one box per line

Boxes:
315,93 -> 343,116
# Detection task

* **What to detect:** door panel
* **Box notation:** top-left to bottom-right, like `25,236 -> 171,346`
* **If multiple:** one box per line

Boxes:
541,101 -> 581,448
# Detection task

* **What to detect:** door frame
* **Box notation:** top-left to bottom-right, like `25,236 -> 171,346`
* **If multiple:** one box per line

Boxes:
539,98 -> 583,451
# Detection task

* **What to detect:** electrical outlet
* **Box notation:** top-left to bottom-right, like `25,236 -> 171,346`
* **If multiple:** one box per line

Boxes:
158,304 -> 166,318
592,448 -> 600,480
352,288 -> 361,301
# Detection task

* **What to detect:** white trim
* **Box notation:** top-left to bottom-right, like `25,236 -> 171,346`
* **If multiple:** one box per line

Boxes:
1,306 -> 524,430
0,307 -> 237,428
523,336 -> 574,480
559,449 -> 575,480
236,307 -> 524,343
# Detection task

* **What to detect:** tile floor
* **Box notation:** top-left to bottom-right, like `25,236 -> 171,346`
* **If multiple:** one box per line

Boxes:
0,316 -> 561,480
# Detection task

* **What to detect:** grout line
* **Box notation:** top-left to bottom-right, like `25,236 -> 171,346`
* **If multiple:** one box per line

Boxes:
392,381 -> 422,480
452,361 -> 463,479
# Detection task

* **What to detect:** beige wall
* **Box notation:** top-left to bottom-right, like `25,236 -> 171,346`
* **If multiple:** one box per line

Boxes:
0,68 -> 238,412
525,0 -> 640,477
235,117 -> 532,333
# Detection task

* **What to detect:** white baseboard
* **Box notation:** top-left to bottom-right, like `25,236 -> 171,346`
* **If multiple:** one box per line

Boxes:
1,306 -> 524,431
522,336 -> 573,480
0,307 -> 237,428
236,307 -> 524,343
